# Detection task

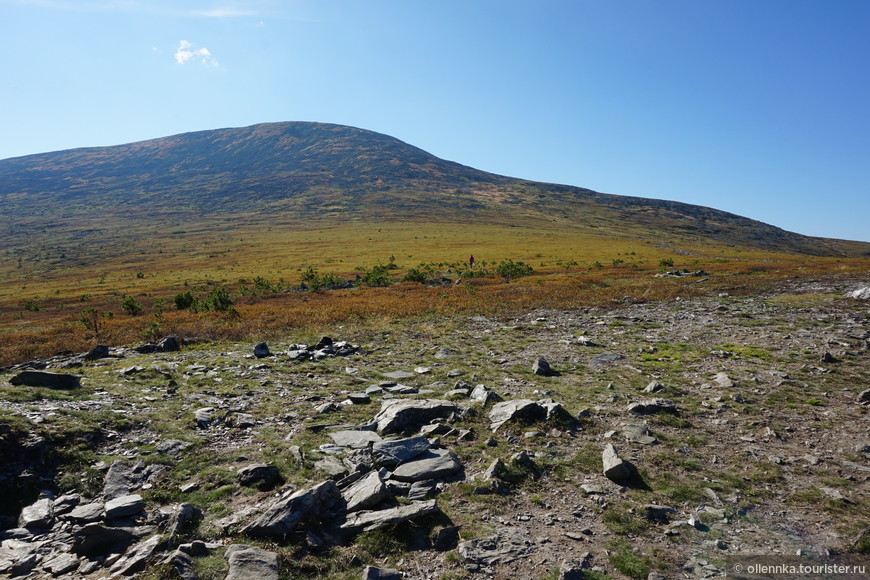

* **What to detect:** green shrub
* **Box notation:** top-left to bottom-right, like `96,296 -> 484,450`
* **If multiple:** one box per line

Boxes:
358,264 -> 392,287
120,295 -> 143,316
494,259 -> 533,279
174,291 -> 195,310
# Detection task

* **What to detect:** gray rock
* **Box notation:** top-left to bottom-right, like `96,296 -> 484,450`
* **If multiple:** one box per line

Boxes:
644,504 -> 678,522
315,456 -> 348,478
226,412 -> 257,428
109,534 -> 162,576
372,436 -> 431,468
589,353 -> 625,366
242,480 -> 342,538
859,389 -> 870,404
65,502 -> 105,523
159,335 -> 181,352
103,460 -> 167,499
489,399 -> 547,430
559,559 -> 586,580
470,384 -> 502,405
374,399 -> 458,434
52,492 -> 81,515
532,357 -> 557,376
254,342 -> 271,358
342,471 -> 391,513
347,392 -> 371,405
166,503 -> 203,539
18,497 -> 53,529
714,372 -> 734,388
602,443 -> 633,481
156,439 -> 193,455
391,449 -> 463,482
43,553 -> 80,576
458,529 -> 537,565
362,565 -> 404,580
225,544 -> 280,580
163,549 -> 197,580
627,398 -> 678,415
339,499 -> 441,533
85,344 -> 111,360
105,494 -> 144,519
194,407 -> 219,429
408,479 -> 438,500
237,463 -> 282,490
432,525 -> 461,551
622,424 -> 657,445
329,430 -> 383,449
10,371 -> 80,389
847,287 -> 870,299
72,523 -> 135,557
643,381 -> 664,393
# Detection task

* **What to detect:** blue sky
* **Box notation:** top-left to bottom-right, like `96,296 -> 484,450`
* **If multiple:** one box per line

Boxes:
2,0 -> 868,242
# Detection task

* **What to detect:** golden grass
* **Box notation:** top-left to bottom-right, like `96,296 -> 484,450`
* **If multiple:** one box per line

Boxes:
2,220 -> 868,366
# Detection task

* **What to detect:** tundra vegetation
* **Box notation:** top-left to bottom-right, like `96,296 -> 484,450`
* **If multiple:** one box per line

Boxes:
0,220 -> 869,580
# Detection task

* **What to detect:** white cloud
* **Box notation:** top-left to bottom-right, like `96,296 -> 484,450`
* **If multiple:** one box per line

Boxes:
174,40 -> 219,67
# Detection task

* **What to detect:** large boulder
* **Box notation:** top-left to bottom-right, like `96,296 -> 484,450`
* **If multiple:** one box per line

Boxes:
489,399 -> 548,430
374,399 -> 458,435
390,449 -> 463,483
339,500 -> 441,534
241,480 -> 342,539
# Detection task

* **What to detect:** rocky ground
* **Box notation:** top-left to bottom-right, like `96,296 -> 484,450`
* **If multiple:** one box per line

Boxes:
1,276 -> 869,580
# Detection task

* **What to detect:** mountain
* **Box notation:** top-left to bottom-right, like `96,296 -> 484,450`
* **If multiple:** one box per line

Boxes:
0,121 -> 866,256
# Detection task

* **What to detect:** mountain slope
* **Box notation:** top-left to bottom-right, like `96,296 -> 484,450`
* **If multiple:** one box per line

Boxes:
0,121 -> 865,256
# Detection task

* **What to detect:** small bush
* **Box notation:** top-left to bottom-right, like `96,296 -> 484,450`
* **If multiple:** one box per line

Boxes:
120,295 -> 143,316
174,291 -> 195,310
358,264 -> 392,287
24,300 -> 41,312
494,259 -> 534,279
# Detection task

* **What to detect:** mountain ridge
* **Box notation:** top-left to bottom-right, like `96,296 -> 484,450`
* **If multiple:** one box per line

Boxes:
1,121 -> 867,257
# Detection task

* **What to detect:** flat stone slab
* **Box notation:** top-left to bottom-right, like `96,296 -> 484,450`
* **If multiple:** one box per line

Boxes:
329,430 -> 383,449
225,544 -> 280,580
390,448 -> 463,482
372,436 -> 431,468
105,494 -> 144,519
342,471 -> 391,513
339,499 -> 440,533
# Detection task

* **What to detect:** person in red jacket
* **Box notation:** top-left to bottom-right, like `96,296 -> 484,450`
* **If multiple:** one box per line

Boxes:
469,255 -> 475,267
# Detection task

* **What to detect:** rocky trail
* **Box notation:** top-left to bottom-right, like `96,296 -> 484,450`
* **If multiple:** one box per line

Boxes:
1,278 -> 869,579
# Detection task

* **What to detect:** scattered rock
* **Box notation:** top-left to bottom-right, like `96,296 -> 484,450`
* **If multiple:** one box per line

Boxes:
602,443 -> 633,481
643,381 -> 664,393
237,463 -> 283,491
109,533 -> 162,576
532,357 -> 558,376
846,287 -> 870,299
18,496 -> 53,530
225,544 -> 280,580
627,398 -> 678,415
254,342 -> 271,358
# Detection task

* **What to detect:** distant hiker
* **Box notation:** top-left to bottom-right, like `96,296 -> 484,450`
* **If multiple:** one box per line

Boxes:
469,255 -> 475,267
